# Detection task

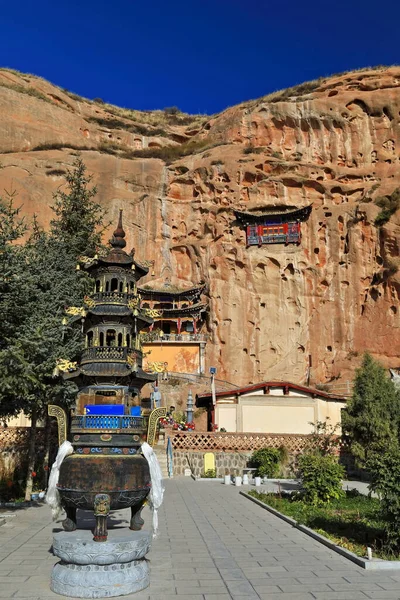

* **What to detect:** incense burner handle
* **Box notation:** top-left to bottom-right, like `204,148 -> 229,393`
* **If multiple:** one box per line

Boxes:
146,407 -> 167,447
48,404 -> 67,446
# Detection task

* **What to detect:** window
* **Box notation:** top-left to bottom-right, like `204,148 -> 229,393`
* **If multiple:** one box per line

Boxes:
126,333 -> 131,347
87,331 -> 94,347
117,333 -> 123,346
99,332 -> 104,346
95,280 -> 101,292
106,329 -> 116,346
111,278 -> 118,292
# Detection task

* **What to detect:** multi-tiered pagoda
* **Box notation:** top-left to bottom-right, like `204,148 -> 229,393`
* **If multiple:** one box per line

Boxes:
63,210 -> 157,414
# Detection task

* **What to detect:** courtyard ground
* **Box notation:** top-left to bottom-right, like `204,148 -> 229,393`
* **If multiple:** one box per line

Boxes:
0,478 -> 399,600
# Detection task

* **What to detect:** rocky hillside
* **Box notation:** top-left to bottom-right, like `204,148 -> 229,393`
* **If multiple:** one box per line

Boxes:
0,66 -> 399,387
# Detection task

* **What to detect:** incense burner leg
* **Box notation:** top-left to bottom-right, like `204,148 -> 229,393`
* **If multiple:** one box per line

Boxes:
62,507 -> 77,532
130,505 -> 144,531
93,493 -> 110,542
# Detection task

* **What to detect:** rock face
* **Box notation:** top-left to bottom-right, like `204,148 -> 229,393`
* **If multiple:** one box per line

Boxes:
0,67 -> 399,387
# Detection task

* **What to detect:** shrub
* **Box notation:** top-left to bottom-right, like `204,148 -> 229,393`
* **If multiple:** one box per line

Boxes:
46,169 -> 67,177
202,469 -> 216,478
164,106 -> 180,115
374,189 -> 400,226
243,145 -> 255,154
367,447 -> 400,553
243,145 -> 265,155
131,139 -> 223,164
342,353 -> 400,465
251,447 -> 287,478
298,452 -> 344,505
305,418 -> 341,456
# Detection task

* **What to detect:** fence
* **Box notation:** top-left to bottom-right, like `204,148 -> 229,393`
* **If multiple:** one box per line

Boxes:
321,381 -> 353,397
168,431 -> 310,453
165,372 -> 239,392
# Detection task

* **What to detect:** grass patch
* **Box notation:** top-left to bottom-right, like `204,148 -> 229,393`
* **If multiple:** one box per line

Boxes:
46,168 -> 67,176
86,116 -> 169,138
130,139 -> 225,164
0,82 -> 53,104
248,490 -> 395,559
243,145 -> 266,155
32,142 -> 95,152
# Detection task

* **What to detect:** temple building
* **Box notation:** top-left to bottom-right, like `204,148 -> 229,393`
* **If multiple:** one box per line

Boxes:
196,381 -> 346,434
138,284 -> 208,376
235,205 -> 312,247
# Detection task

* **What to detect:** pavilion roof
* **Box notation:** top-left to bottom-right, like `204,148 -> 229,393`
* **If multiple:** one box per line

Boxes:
196,380 -> 345,406
234,204 -> 312,224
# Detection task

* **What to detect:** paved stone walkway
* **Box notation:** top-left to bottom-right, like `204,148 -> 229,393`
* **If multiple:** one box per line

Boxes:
1,478 -> 400,600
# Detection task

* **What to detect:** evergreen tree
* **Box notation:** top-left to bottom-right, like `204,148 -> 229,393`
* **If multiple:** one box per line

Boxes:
0,158 -> 106,499
50,157 -> 105,256
342,353 -> 400,464
0,192 -> 29,347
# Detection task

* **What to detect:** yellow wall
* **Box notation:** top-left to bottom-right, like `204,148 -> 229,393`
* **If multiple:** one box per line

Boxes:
143,343 -> 200,374
241,405 -> 315,434
6,413 -> 36,427
216,405 -> 237,432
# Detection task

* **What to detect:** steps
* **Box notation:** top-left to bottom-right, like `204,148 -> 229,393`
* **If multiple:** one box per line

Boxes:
153,442 -> 171,479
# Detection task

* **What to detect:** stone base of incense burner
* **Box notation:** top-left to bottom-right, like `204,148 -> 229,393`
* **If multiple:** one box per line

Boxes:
51,529 -> 151,598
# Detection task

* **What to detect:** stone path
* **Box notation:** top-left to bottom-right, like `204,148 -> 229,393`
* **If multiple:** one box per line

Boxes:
1,478 -> 400,599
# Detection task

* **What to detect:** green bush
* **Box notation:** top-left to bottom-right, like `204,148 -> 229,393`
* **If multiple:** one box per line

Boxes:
305,418 -> 341,456
164,106 -> 180,115
202,469 -> 216,478
342,353 -> 400,465
298,453 -> 344,505
367,448 -> 400,554
251,447 -> 287,478
374,189 -> 400,226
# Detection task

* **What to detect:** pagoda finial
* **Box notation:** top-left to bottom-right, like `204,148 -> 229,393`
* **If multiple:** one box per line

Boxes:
110,209 -> 126,249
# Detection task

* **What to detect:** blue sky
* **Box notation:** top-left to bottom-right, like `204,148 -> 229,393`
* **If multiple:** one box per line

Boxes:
2,0 -> 399,115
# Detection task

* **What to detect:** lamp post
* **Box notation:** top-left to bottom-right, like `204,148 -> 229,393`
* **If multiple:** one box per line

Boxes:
186,389 -> 193,423
210,367 -> 217,407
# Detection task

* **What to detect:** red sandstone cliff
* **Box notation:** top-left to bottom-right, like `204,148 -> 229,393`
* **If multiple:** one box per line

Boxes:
0,67 -> 399,387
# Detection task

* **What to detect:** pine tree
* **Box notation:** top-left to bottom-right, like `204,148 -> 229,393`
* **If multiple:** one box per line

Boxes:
50,157 -> 105,256
0,192 -> 29,348
342,353 -> 400,464
0,158 -> 107,499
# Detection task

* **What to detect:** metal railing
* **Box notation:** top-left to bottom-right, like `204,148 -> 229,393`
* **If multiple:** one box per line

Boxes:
141,333 -> 208,343
71,415 -> 146,430
167,437 -> 173,478
81,346 -> 129,362
162,372 -> 239,392
92,291 -> 136,303
319,381 -> 353,397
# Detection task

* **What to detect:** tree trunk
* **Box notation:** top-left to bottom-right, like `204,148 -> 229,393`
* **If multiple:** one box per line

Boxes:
43,413 -> 51,489
24,408 -> 38,501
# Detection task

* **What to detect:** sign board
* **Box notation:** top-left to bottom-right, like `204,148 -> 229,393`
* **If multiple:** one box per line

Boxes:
209,367 -> 217,375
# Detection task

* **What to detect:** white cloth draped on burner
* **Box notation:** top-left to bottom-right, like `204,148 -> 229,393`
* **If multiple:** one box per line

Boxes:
141,441 -> 165,538
45,439 -> 164,536
45,440 -> 73,520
